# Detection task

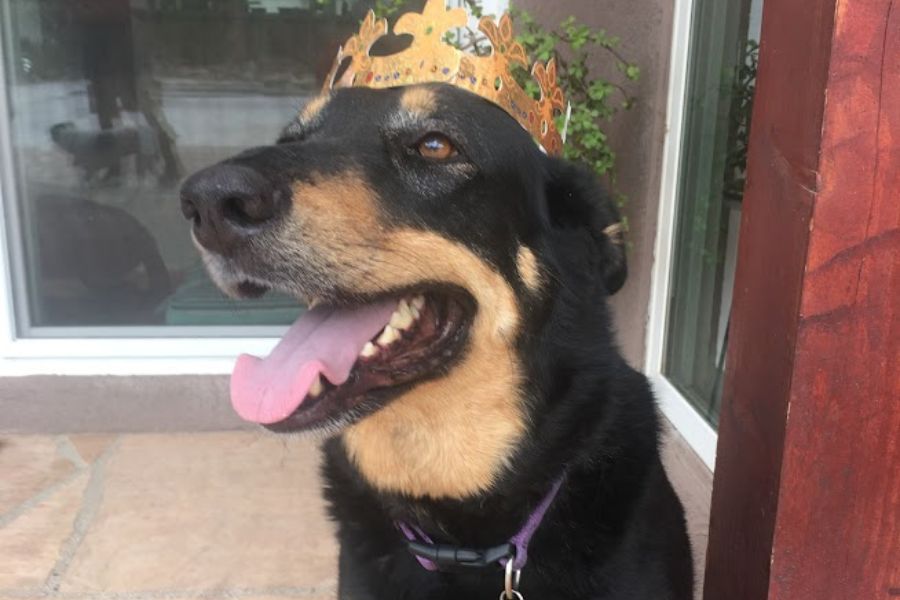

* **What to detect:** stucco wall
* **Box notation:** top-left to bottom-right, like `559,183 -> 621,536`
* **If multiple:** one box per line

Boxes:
516,0 -> 674,367
0,376 -> 248,433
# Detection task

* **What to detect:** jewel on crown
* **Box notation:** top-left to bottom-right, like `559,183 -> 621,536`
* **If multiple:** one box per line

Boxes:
323,0 -> 567,155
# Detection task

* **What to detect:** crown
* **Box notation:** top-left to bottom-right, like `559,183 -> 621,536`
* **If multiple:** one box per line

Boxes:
323,0 -> 567,155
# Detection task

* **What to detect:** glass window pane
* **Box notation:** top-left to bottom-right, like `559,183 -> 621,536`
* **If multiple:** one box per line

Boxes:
663,0 -> 762,427
0,0 -> 396,336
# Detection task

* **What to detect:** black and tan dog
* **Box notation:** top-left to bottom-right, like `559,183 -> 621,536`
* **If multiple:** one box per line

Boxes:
180,83 -> 693,599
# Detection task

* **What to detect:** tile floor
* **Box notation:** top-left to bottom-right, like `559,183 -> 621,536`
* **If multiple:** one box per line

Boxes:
0,429 -> 711,600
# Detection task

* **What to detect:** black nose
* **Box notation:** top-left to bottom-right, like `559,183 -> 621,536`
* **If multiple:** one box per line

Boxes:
180,163 -> 284,255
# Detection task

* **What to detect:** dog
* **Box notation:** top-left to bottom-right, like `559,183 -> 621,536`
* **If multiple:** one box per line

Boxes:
180,83 -> 694,599
50,121 -> 160,182
36,192 -> 171,302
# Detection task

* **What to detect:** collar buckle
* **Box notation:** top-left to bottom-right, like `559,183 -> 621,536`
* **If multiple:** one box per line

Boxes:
405,541 -> 515,569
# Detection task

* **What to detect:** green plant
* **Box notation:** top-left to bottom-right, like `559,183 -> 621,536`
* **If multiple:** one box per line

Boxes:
512,11 -> 638,182
372,0 -> 411,19
722,39 -> 758,203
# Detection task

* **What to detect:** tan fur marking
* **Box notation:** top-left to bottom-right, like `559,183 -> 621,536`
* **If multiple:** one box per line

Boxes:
603,221 -> 625,244
516,245 -> 542,292
279,172 -> 386,296
289,171 -> 382,237
342,231 -> 526,500
400,86 -> 437,116
281,181 -> 527,499
300,94 -> 331,124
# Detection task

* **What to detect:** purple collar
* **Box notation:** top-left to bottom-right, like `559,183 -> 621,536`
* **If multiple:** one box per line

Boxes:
397,477 -> 564,572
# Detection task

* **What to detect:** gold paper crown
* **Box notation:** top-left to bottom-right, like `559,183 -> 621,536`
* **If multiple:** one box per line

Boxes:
323,0 -> 567,155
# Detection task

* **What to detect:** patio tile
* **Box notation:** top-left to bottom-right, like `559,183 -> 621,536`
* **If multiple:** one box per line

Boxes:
0,428 -> 709,599
60,432 -> 339,593
166,593 -> 337,599
661,422 -> 712,600
66,434 -> 118,466
79,590 -> 340,599
0,471 -> 89,589
0,437 -> 77,516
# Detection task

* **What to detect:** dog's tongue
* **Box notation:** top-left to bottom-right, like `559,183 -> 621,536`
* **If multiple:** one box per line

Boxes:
231,300 -> 396,424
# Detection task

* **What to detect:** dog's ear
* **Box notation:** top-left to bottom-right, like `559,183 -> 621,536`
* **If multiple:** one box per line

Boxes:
542,157 -> 627,294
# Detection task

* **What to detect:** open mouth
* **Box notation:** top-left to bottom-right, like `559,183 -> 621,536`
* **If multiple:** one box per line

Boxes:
229,286 -> 474,432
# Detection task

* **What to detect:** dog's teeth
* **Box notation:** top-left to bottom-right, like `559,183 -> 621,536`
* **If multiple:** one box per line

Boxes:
309,375 -> 324,398
360,342 -> 378,358
409,304 -> 420,319
389,300 -> 415,330
411,295 -> 425,311
308,297 -> 322,309
377,325 -> 400,346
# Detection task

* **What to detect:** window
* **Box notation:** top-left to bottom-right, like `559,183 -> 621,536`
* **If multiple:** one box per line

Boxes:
0,0 -> 391,338
661,0 -> 762,427
0,0 -> 507,371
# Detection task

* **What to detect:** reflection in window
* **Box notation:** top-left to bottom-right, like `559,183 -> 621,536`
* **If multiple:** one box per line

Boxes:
1,0 -> 390,334
663,0 -> 762,426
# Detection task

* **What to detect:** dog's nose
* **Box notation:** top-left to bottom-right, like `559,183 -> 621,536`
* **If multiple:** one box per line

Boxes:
180,163 -> 284,255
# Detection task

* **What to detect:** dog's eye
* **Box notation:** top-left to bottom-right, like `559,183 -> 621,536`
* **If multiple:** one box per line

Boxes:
416,133 -> 458,161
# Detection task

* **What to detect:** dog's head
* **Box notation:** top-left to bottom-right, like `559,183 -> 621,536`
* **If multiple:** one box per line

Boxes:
181,83 -> 625,498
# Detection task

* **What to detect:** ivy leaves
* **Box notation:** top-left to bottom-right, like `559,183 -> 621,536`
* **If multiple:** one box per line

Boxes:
511,9 -> 638,185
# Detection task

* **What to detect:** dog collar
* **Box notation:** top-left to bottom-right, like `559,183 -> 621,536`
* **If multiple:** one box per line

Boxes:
396,476 -> 564,573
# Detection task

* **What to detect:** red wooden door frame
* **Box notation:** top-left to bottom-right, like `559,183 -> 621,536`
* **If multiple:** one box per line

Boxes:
703,0 -> 899,598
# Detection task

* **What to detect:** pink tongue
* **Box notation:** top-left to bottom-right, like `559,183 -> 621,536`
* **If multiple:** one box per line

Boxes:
231,300 -> 396,424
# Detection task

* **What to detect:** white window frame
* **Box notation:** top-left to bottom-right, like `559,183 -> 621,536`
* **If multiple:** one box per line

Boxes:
0,0 -> 508,377
645,0 -> 718,470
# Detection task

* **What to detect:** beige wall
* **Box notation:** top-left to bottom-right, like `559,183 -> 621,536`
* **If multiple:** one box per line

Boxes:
0,1 -> 675,433
0,376 -> 248,433
517,0 -> 675,367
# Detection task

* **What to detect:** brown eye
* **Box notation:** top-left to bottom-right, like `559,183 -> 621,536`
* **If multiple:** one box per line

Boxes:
416,133 -> 458,160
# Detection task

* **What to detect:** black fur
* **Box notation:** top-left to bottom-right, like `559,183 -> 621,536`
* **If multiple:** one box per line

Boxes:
322,152 -> 692,600
183,83 -> 693,599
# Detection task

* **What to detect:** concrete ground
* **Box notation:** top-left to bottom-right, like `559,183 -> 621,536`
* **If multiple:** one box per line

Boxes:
0,427 -> 711,600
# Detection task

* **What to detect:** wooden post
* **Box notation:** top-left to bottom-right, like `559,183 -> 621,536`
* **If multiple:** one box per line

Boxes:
703,0 -> 900,598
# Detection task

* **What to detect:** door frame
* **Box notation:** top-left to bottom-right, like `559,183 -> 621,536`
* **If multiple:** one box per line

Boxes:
703,0 -> 900,596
